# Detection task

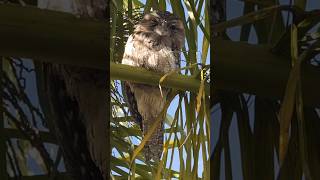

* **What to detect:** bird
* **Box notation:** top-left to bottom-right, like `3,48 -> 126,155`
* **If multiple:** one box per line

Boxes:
121,11 -> 185,162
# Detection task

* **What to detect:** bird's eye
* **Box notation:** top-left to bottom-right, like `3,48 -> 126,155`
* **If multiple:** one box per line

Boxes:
150,20 -> 158,27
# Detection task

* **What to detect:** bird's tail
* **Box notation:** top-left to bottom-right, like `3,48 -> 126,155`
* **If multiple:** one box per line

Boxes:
143,119 -> 164,162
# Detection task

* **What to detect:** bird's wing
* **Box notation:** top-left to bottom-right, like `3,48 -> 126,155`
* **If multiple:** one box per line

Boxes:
124,82 -> 143,129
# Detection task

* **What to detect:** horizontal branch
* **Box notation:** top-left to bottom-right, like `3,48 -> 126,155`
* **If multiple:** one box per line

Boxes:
111,62 -> 210,95
0,4 -> 107,69
214,39 -> 320,107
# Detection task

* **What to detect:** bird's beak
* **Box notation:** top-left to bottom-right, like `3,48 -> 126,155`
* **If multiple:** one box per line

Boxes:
155,23 -> 169,36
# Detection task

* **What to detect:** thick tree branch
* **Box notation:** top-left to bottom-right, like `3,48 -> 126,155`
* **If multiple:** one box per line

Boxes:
111,62 -> 210,95
214,39 -> 320,108
0,4 -> 106,69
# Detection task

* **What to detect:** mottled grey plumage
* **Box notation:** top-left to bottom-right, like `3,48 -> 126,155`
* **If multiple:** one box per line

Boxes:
122,11 -> 185,162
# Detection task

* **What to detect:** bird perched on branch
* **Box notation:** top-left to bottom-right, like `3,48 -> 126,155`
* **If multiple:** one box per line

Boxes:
122,11 -> 185,162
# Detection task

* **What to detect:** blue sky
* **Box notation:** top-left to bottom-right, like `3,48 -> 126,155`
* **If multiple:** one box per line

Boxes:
164,1 -> 209,176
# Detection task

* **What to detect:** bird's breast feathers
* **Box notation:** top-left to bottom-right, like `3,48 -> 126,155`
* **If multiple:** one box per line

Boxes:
122,35 -> 179,73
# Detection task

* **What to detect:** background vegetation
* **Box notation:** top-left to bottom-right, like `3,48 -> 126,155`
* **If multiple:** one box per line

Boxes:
0,0 -> 105,179
212,0 -> 320,179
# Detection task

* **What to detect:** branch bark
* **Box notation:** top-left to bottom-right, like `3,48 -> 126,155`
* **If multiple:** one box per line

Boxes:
214,39 -> 320,107
111,62 -> 210,95
0,4 -> 106,69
